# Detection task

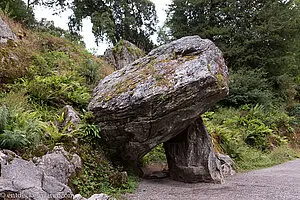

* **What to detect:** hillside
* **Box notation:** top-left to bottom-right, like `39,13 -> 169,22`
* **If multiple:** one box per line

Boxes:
0,14 -> 141,199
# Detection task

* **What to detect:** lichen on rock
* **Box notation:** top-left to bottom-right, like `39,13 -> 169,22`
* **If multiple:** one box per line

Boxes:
89,36 -> 229,183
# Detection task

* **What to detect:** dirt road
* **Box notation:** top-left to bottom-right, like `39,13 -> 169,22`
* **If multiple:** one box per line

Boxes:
126,159 -> 300,200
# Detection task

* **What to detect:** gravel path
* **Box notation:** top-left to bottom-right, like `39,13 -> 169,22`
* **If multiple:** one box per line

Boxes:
126,159 -> 300,200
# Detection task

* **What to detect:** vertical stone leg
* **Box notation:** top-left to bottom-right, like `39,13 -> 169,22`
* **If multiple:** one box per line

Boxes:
164,117 -> 224,183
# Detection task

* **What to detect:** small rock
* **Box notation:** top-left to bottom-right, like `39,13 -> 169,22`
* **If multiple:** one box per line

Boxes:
36,146 -> 82,185
217,153 -> 236,176
88,193 -> 110,200
0,149 -> 17,165
74,194 -> 87,200
61,105 -> 81,133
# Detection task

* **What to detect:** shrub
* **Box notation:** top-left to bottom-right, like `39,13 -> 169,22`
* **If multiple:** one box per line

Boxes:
78,58 -> 101,86
204,104 -> 290,160
221,68 -> 274,107
0,105 -> 44,150
0,43 -> 33,84
71,143 -> 138,198
142,144 -> 167,165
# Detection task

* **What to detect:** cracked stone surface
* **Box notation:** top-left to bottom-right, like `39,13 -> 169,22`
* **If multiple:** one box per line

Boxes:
36,146 -> 82,185
89,36 -> 229,182
0,147 -> 79,199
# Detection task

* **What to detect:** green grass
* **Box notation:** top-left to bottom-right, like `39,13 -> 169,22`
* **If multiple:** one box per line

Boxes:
236,145 -> 300,171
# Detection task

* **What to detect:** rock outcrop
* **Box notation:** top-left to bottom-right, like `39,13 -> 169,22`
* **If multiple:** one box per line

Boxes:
104,40 -> 145,70
35,146 -> 82,185
0,16 -> 16,44
164,118 -> 224,183
89,36 -> 229,183
0,147 -> 81,199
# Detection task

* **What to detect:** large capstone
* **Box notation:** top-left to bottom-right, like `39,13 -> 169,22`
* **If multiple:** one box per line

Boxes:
88,36 -> 229,182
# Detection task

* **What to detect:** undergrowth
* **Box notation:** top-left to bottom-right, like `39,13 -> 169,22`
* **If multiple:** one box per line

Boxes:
0,15 -> 136,198
203,104 -> 300,171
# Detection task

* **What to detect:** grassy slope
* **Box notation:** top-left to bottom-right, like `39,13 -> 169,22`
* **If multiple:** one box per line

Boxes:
0,15 -> 139,199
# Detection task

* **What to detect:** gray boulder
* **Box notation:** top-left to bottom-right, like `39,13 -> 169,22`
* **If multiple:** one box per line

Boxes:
104,40 -> 145,70
61,105 -> 81,132
0,157 -> 73,200
36,146 -> 82,185
0,16 -> 16,44
89,36 -> 228,182
0,147 -> 81,199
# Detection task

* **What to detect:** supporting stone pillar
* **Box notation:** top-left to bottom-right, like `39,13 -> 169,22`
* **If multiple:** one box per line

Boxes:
164,117 -> 224,183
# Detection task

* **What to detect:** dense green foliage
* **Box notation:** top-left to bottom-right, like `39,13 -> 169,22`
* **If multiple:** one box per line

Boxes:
0,0 -> 35,25
1,1 -> 300,197
165,0 -> 300,74
0,94 -> 44,150
42,0 -> 157,52
203,104 -> 299,170
142,144 -> 166,165
221,69 -> 274,107
70,143 -> 138,198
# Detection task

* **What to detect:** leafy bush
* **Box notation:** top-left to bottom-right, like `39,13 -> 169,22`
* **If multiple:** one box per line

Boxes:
221,68 -> 274,107
78,58 -> 101,86
236,145 -> 299,171
0,105 -> 44,150
71,143 -> 138,198
204,104 -> 291,161
0,42 -> 33,84
272,74 -> 297,102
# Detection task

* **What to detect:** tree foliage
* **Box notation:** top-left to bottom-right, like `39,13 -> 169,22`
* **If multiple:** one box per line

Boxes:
43,0 -> 158,52
0,0 -> 35,25
165,0 -> 300,76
